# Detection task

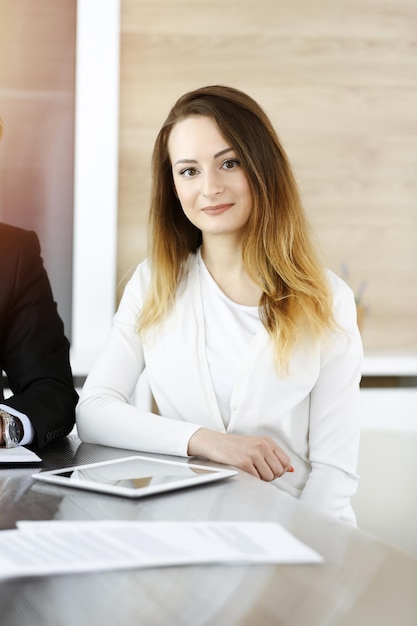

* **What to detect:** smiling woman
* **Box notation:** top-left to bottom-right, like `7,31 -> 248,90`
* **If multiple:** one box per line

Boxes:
169,116 -> 253,243
76,85 -> 363,525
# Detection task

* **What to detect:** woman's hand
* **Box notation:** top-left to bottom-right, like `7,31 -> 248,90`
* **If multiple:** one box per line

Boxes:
187,428 -> 294,481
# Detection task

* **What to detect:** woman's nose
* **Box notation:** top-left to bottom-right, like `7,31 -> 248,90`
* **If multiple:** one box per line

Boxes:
201,170 -> 224,198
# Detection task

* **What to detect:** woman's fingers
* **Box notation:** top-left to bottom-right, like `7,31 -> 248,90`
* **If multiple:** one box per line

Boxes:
251,449 -> 294,481
187,429 -> 294,482
231,436 -> 294,481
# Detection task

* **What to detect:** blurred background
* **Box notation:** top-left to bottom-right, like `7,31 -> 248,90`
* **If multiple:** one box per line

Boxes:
0,0 -> 75,338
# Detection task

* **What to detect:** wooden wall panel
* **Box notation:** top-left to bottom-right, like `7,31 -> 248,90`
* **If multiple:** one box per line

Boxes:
118,0 -> 417,352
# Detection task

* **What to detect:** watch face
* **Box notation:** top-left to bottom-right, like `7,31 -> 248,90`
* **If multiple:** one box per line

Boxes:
2,414 -> 23,447
8,419 -> 21,443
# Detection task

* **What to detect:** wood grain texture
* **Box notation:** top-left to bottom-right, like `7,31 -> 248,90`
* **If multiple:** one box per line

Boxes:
118,0 -> 417,352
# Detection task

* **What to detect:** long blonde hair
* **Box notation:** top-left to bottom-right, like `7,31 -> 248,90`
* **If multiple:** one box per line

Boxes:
138,85 -> 334,367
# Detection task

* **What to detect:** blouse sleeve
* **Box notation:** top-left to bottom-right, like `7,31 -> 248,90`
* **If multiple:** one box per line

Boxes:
299,275 -> 363,523
76,261 -> 201,456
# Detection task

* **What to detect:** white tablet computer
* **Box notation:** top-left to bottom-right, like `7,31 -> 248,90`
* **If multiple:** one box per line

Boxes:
32,455 -> 238,498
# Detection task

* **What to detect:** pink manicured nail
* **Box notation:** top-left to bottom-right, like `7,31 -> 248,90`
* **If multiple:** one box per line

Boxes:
287,465 -> 295,473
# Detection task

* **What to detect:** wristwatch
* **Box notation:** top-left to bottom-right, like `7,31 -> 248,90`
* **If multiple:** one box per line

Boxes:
0,409 -> 24,448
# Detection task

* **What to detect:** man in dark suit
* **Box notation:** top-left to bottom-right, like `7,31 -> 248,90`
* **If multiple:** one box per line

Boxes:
0,222 -> 78,448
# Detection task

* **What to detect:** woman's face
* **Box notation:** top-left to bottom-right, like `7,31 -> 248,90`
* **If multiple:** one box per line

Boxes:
168,115 -> 252,240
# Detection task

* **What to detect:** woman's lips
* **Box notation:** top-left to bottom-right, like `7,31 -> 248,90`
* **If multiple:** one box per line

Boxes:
202,203 -> 233,215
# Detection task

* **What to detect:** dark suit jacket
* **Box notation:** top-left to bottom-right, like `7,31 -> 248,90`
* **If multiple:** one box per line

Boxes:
0,223 -> 77,448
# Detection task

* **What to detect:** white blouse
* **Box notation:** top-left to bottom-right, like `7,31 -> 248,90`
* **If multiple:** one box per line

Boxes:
198,250 -> 261,427
77,252 -> 363,524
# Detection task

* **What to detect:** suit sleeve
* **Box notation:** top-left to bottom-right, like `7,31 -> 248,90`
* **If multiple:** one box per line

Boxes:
1,230 -> 77,448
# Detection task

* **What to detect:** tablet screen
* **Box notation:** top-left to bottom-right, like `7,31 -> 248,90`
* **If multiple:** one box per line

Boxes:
33,455 -> 237,498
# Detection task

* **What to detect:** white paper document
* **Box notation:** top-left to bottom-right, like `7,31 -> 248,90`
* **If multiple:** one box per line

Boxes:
0,520 -> 323,580
0,446 -> 41,464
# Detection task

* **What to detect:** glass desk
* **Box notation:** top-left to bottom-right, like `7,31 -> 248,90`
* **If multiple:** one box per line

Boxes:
1,435 -> 416,626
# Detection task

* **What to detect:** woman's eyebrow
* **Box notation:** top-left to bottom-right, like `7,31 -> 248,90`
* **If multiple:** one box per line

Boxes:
173,158 -> 198,166
214,147 -> 234,159
173,147 -> 234,167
